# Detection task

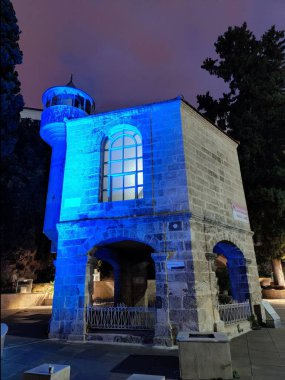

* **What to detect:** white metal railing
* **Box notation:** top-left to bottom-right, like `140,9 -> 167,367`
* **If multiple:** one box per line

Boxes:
218,300 -> 251,325
86,305 -> 156,330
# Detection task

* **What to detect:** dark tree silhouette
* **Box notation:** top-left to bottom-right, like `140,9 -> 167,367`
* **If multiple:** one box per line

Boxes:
197,23 -> 285,285
1,117 -> 53,288
0,0 -> 24,158
0,1 -> 54,288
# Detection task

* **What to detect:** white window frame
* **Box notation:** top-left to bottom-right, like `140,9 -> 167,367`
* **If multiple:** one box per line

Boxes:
101,128 -> 143,202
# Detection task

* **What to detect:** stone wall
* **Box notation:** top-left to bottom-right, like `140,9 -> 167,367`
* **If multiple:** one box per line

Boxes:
47,98 -> 262,344
181,103 -> 247,222
1,293 -> 48,310
181,103 -> 262,331
60,99 -> 189,222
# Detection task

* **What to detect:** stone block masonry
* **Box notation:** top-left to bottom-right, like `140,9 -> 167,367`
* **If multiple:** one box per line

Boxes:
181,103 -> 262,331
41,86 -> 263,345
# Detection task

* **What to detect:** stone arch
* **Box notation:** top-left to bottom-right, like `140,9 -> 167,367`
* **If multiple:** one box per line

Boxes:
213,241 -> 250,302
83,233 -> 160,256
105,123 -> 142,139
207,230 -> 247,255
85,236 -> 158,307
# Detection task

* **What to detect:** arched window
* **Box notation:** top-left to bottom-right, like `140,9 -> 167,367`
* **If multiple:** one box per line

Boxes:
102,129 -> 143,202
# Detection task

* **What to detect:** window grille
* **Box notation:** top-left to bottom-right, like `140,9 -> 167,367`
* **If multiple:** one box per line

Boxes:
102,129 -> 143,202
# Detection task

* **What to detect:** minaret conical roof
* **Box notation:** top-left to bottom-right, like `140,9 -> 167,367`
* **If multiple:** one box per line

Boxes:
65,74 -> 76,88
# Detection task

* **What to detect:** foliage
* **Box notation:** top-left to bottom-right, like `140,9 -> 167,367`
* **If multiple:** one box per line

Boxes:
0,0 -> 24,158
0,118 -> 54,284
0,1 -> 54,287
197,23 -> 285,261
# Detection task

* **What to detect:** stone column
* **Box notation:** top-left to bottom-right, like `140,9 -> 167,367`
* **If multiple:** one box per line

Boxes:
205,252 -> 224,332
152,253 -> 173,346
49,244 -> 89,342
113,267 -> 122,305
67,252 -> 94,341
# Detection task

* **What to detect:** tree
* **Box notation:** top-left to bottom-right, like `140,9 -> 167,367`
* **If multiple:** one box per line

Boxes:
197,23 -> 285,285
1,117 -> 53,287
0,1 -> 54,288
0,0 -> 24,158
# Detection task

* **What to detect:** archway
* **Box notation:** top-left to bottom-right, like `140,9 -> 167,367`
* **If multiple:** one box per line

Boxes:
90,240 -> 156,307
213,241 -> 249,302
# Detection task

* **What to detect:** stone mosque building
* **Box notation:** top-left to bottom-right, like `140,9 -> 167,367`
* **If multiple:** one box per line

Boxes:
40,78 -> 263,345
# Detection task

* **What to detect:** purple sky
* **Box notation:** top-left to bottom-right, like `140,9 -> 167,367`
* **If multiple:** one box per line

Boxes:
13,0 -> 285,113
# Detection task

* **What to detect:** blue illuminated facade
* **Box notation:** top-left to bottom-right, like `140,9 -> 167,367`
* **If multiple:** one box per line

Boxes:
41,80 -> 262,345
40,77 -> 95,246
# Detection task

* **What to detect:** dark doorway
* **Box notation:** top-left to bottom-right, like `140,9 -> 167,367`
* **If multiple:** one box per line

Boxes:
213,241 -> 250,302
93,240 -> 156,307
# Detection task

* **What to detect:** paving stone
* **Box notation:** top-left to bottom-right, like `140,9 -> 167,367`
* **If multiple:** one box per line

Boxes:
252,364 -> 285,380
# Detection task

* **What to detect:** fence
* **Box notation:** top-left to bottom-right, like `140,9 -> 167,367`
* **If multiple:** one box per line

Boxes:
86,305 -> 156,330
218,300 -> 251,325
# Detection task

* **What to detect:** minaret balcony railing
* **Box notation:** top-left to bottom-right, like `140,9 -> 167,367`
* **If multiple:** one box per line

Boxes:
41,105 -> 86,128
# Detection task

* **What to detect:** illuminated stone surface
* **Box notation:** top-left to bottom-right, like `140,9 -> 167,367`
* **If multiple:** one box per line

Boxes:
1,323 -> 8,358
41,83 -> 262,345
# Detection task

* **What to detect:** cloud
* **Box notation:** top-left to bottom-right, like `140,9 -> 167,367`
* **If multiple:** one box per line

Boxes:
13,0 -> 285,111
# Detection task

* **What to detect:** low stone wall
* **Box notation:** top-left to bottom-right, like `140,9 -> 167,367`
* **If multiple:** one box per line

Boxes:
32,283 -> 53,294
1,293 -> 48,310
92,281 -> 114,301
262,288 -> 285,299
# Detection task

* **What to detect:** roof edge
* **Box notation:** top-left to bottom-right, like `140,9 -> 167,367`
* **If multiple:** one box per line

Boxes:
181,98 -> 239,145
64,95 -> 239,145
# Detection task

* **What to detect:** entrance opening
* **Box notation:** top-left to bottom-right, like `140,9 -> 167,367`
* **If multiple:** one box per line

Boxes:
213,241 -> 249,303
214,255 -> 232,304
91,240 -> 156,307
87,240 -> 156,332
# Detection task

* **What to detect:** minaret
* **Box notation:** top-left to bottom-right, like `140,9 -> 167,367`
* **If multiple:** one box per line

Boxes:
40,76 -> 95,248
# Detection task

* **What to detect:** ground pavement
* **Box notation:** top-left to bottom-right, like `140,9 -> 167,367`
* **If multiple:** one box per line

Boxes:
1,300 -> 285,380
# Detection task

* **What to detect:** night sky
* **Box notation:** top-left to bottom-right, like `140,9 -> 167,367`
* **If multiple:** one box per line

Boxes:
13,0 -> 285,113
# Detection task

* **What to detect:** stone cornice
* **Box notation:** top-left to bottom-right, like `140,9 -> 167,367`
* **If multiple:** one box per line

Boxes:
57,211 -> 192,228
56,210 -> 253,236
190,212 -> 254,235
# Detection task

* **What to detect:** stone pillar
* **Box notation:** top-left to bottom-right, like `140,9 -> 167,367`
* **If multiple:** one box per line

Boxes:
113,267 -> 122,305
121,262 -> 132,306
205,252 -> 224,332
67,252 -> 93,341
152,253 -> 173,346
49,245 -> 89,341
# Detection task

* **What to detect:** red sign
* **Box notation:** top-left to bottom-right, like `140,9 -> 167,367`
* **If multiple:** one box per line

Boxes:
232,203 -> 249,223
